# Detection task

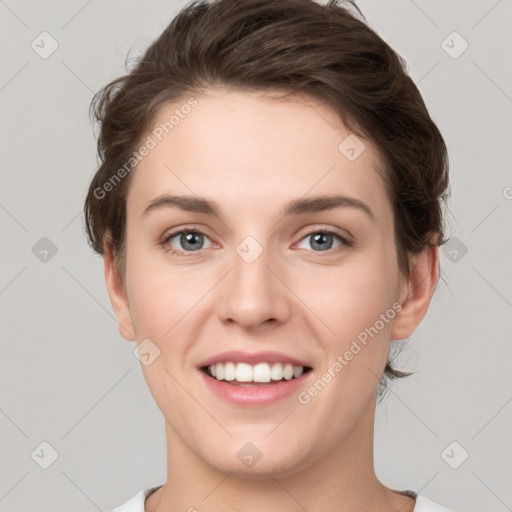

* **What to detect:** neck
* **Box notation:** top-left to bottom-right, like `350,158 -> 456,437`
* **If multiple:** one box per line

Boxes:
146,400 -> 415,512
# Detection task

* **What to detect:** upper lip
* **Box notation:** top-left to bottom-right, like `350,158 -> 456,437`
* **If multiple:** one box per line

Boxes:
198,350 -> 312,368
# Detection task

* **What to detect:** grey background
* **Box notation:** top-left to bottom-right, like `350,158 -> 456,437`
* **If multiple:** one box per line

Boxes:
1,1 -> 511,511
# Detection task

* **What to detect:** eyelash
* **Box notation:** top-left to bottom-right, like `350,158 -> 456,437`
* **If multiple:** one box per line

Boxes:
159,225 -> 353,258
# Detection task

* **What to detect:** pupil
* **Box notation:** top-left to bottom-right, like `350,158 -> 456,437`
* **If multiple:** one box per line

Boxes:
182,232 -> 202,251
311,233 -> 332,251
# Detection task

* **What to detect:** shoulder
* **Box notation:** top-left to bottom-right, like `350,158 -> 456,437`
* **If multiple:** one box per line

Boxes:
107,486 -> 162,512
107,488 -> 455,512
414,494 -> 455,512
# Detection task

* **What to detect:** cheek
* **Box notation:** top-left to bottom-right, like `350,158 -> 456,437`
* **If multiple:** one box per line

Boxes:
126,268 -> 202,401
297,267 -> 397,412
124,240 -> 209,339
298,258 -> 398,345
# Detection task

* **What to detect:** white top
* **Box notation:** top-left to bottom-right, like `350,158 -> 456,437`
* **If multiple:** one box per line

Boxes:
108,485 -> 454,511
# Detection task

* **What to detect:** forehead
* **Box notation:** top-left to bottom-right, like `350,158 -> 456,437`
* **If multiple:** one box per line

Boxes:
127,87 -> 390,219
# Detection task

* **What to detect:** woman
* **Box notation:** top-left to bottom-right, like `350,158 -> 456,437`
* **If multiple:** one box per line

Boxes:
84,0 -> 452,510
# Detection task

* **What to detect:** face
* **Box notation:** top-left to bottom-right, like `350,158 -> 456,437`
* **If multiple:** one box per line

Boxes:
105,87 -> 432,478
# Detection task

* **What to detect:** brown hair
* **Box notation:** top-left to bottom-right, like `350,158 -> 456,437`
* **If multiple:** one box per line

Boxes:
83,0 -> 450,387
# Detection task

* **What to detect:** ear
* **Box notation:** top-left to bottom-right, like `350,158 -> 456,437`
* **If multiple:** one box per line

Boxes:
391,243 -> 439,341
103,240 -> 136,341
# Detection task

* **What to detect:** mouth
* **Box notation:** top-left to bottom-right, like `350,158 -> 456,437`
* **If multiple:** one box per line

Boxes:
200,362 -> 313,387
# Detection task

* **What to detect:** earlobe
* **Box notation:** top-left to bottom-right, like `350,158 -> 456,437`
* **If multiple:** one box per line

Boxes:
103,241 -> 137,342
391,244 -> 439,341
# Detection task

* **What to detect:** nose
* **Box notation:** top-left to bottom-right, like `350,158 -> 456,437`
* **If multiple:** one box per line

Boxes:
216,242 -> 291,331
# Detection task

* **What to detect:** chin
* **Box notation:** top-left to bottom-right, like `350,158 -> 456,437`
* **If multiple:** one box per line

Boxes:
196,433 -> 313,479
209,451 -> 304,480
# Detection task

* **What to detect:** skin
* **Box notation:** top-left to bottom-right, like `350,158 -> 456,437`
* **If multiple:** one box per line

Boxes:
103,87 -> 438,512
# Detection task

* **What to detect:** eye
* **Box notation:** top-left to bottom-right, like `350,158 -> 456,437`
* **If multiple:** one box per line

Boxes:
160,228 -> 213,256
159,226 -> 352,257
296,229 -> 351,253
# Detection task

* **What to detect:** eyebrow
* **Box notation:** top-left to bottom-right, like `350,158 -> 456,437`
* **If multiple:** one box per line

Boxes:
142,193 -> 375,221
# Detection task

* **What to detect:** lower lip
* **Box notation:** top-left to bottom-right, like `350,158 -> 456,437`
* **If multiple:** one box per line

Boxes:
198,369 -> 312,407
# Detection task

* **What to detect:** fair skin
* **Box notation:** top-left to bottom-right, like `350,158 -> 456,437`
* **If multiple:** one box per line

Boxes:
104,87 -> 438,512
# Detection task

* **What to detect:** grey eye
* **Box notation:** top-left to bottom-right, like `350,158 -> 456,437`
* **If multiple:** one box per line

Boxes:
167,231 -> 212,252
297,232 -> 343,252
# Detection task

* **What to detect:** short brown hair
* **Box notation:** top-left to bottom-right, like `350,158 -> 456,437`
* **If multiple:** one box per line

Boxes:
83,0 -> 450,387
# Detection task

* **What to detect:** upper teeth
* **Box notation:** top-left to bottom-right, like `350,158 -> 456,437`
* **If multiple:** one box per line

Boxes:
207,362 -> 305,383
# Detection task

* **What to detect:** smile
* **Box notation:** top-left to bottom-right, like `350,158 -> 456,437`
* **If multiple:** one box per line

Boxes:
203,361 -> 311,384
199,363 -> 313,406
